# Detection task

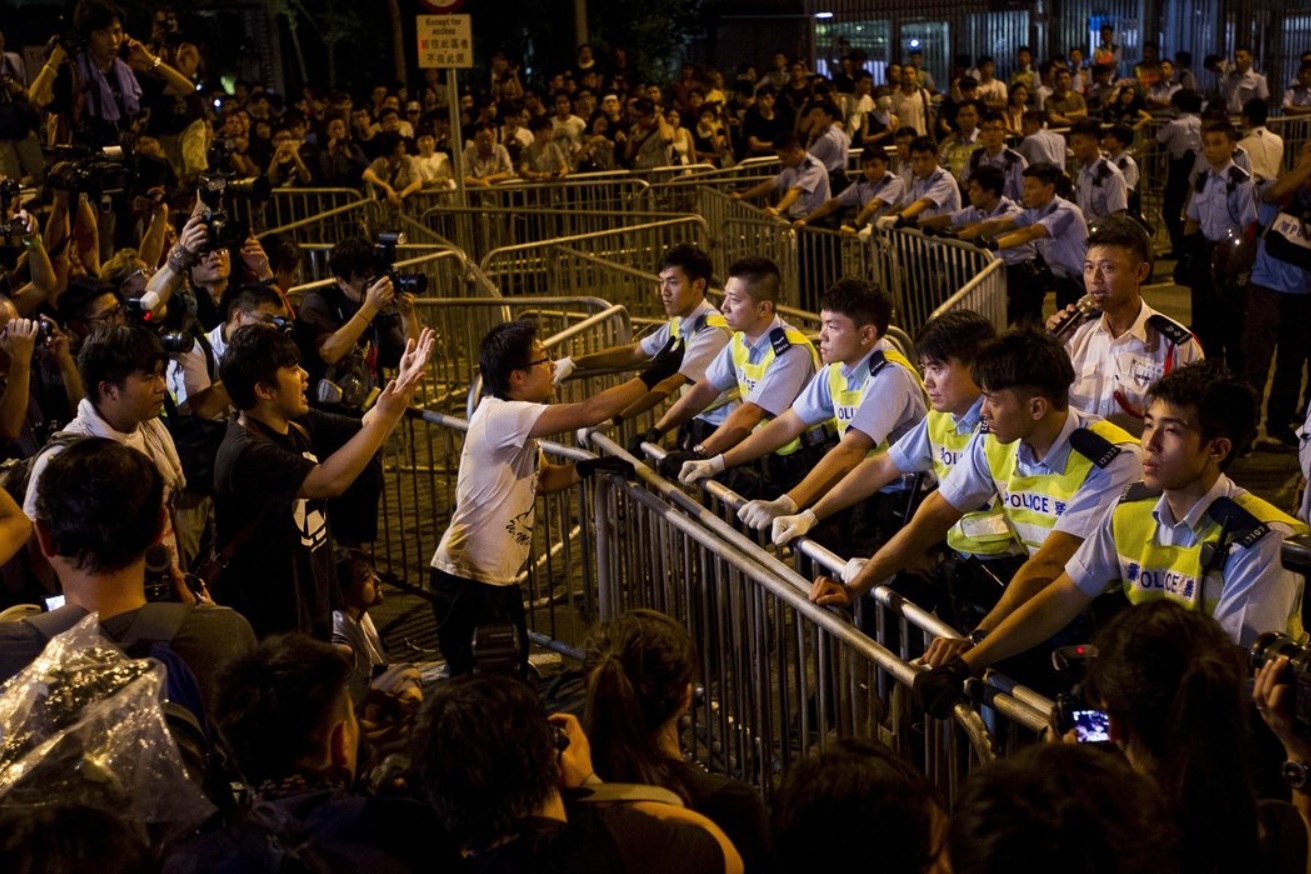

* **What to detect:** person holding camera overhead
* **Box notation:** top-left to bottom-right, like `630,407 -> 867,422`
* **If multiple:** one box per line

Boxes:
913,362 -> 1309,720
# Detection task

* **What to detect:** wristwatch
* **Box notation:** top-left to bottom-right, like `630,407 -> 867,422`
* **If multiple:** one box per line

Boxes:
969,628 -> 990,645
691,443 -> 707,459
1282,760 -> 1311,791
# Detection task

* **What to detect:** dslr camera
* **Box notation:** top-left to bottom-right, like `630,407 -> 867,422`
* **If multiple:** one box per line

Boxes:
1251,633 -> 1311,738
124,296 -> 196,356
44,144 -> 131,207
373,232 -> 428,296
196,138 -> 272,251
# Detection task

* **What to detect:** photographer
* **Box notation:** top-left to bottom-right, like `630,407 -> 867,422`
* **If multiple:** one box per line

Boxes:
296,235 -> 422,416
0,298 -> 81,459
0,30 -> 43,185
30,0 -> 193,149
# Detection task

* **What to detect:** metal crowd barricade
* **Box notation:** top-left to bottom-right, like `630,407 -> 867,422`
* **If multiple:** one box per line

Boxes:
928,256 -> 1009,331
870,227 -> 1004,337
257,197 -> 384,245
287,246 -> 497,304
584,433 -> 999,801
696,187 -> 804,308
478,216 -> 712,304
418,206 -> 692,263
232,187 -> 368,236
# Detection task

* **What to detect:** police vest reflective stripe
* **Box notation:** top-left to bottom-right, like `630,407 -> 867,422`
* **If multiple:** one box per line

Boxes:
671,311 -> 737,413
729,326 -> 819,457
926,409 -> 1017,556
1110,490 -> 1309,638
827,347 -> 923,445
982,419 -> 1134,556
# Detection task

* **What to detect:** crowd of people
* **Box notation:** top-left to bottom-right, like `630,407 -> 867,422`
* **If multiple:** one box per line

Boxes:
0,0 -> 1310,869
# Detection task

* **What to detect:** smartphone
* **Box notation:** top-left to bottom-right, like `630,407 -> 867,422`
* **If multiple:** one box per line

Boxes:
45,595 -> 65,611
1073,708 -> 1111,743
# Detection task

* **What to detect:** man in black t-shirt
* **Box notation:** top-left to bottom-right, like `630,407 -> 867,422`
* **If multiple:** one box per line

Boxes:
213,323 -> 432,640
742,86 -> 793,158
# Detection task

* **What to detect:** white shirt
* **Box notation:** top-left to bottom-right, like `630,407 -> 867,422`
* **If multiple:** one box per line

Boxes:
166,324 -> 226,415
1064,301 -> 1203,435
432,396 -> 547,586
1237,127 -> 1285,182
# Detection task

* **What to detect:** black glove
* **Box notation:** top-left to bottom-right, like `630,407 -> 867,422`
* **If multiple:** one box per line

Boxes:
657,450 -> 699,479
911,656 -> 973,720
894,213 -> 912,229
920,224 -> 939,237
576,456 -> 635,480
638,337 -> 686,389
973,237 -> 999,252
628,428 -> 663,457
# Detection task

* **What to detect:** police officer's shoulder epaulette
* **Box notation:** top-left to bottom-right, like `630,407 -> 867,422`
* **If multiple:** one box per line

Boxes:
1146,313 -> 1193,346
1228,164 -> 1251,184
1206,496 -> 1270,550
769,327 -> 793,356
1004,148 -> 1021,166
969,149 -> 983,172
1094,160 -> 1112,185
1115,155 -> 1130,170
689,313 -> 708,334
1069,427 -> 1123,468
1119,481 -> 1163,504
866,350 -> 889,376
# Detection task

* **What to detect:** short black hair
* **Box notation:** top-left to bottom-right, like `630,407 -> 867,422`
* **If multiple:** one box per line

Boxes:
74,0 -> 124,35
479,319 -> 539,400
1173,89 -> 1203,113
1086,214 -> 1153,267
909,135 -> 937,156
219,323 -> 301,411
1243,98 -> 1269,126
36,438 -> 164,575
214,634 -> 353,785
972,329 -> 1074,408
77,325 -> 166,404
807,98 -> 841,119
861,149 -> 888,165
1104,123 -> 1134,147
328,236 -> 376,281
756,84 -> 778,98
978,55 -> 995,66
773,131 -> 803,151
222,282 -> 284,322
1069,118 -> 1104,140
1021,161 -> 1062,188
819,278 -> 892,335
774,739 -> 945,874
893,125 -> 919,140
914,309 -> 996,366
727,256 -> 782,304
1202,119 -> 1239,141
950,744 -> 1181,874
57,276 -> 121,324
657,243 -> 713,286
1021,108 -> 1047,126
260,232 -> 303,274
414,674 -> 559,850
527,114 -> 552,133
969,164 -> 1005,197
373,130 -> 404,154
1146,361 -> 1255,467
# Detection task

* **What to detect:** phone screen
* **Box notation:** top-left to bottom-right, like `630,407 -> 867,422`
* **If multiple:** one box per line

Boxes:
1074,709 -> 1111,743
45,595 -> 65,611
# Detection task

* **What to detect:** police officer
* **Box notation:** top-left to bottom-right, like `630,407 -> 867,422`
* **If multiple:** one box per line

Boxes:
774,311 -> 1024,627
553,244 -> 737,453
1155,89 -> 1202,256
1184,120 -> 1257,372
657,257 -> 818,493
793,150 -> 905,233
1052,217 -> 1203,436
957,162 -> 1089,309
877,136 -> 963,227
965,112 -> 1027,202
810,330 -> 1141,671
920,165 -> 1042,326
912,363 -> 1307,718
1070,119 -> 1129,220
722,280 -> 926,546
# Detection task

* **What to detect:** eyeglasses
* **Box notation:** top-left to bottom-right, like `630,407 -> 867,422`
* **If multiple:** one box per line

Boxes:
522,355 -> 551,369
87,303 -> 125,323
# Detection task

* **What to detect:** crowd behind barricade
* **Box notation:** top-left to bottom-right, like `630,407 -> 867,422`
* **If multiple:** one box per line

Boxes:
1,0 -> 1311,869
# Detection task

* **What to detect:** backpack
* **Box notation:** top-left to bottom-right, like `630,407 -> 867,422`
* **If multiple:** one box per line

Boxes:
25,603 -> 236,816
0,431 -> 85,505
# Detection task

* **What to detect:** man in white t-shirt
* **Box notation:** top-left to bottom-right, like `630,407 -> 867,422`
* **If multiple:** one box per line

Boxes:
431,320 -> 685,675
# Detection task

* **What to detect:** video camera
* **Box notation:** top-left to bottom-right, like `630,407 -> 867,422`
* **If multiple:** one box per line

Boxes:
44,144 -> 131,206
196,138 -> 272,252
373,232 -> 428,296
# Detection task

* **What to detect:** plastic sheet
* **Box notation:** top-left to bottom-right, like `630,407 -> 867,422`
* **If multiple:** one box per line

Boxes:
0,612 -> 214,835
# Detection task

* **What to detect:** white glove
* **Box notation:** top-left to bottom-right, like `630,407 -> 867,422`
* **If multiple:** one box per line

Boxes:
738,494 -> 798,530
552,356 -> 576,385
841,557 -> 869,585
875,215 -> 899,230
772,509 -> 818,545
679,454 -> 726,485
857,224 -> 873,242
